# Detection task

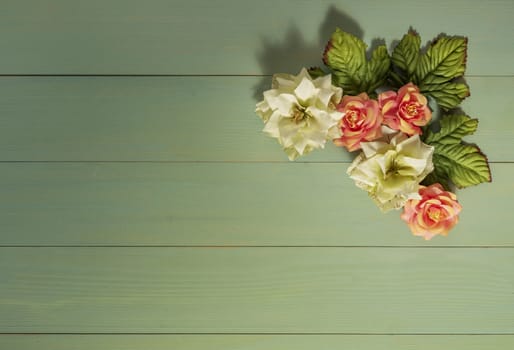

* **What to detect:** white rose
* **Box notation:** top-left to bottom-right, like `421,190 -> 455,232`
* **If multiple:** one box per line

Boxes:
347,130 -> 434,212
256,68 -> 343,160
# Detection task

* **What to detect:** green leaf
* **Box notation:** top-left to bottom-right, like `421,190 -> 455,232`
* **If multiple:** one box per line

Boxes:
431,144 -> 491,188
424,114 -> 478,145
389,70 -> 406,87
391,30 -> 421,80
366,45 -> 391,96
416,36 -> 469,110
307,67 -> 327,79
323,28 -> 390,95
419,82 -> 470,110
416,36 -> 467,82
424,114 -> 491,189
323,28 -> 365,94
421,166 -> 451,191
389,31 -> 469,110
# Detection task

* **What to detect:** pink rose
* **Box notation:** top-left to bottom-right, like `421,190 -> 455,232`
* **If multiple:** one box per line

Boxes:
333,93 -> 383,152
379,83 -> 432,135
400,183 -> 462,240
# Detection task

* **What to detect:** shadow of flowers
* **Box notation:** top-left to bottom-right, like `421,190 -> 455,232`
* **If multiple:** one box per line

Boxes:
253,5 -> 364,100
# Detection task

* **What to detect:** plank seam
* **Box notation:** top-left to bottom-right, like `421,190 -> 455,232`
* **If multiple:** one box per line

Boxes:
1,333 -> 513,336
0,74 -> 512,78
0,160 -> 510,164
0,245 -> 513,248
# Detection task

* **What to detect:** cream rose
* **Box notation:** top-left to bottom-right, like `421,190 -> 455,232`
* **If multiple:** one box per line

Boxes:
347,130 -> 434,212
256,68 -> 343,160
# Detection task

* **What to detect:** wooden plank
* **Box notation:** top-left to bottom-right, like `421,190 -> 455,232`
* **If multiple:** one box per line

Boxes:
0,0 -> 512,75
0,163 -> 508,246
2,335 -> 514,350
0,247 -> 513,333
0,76 -> 510,162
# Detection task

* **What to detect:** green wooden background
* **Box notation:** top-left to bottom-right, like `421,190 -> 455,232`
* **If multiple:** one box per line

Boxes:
1,0 -> 513,349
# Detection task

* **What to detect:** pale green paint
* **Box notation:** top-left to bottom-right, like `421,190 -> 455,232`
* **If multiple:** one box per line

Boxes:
0,0 -> 512,75
1,248 -> 513,333
1,0 -> 513,347
2,335 -> 514,350
0,76 -> 510,162
0,163 -> 505,246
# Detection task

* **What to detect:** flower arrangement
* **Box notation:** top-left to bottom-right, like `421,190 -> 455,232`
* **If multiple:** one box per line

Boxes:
256,29 -> 491,240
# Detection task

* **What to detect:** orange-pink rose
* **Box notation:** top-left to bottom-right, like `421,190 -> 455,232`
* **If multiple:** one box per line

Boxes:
400,183 -> 462,240
379,83 -> 432,135
333,93 -> 383,152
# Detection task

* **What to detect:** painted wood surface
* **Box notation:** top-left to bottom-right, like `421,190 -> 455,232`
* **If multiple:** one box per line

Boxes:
1,248 -> 513,333
0,0 -> 512,75
0,163 -> 507,246
1,0 -> 513,349
2,335 -> 514,350
0,76 -> 510,162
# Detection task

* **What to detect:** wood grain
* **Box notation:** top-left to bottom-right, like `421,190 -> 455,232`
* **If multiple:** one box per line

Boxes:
2,335 -> 514,350
0,0 -> 512,75
0,76 -> 510,162
0,163 -> 506,246
1,1 -> 513,348
1,247 -> 513,333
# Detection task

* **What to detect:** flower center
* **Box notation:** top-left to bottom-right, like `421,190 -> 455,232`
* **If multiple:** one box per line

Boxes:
292,105 -> 312,124
383,153 -> 403,180
427,207 -> 444,221
404,102 -> 419,116
344,109 -> 361,128
385,163 -> 399,179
